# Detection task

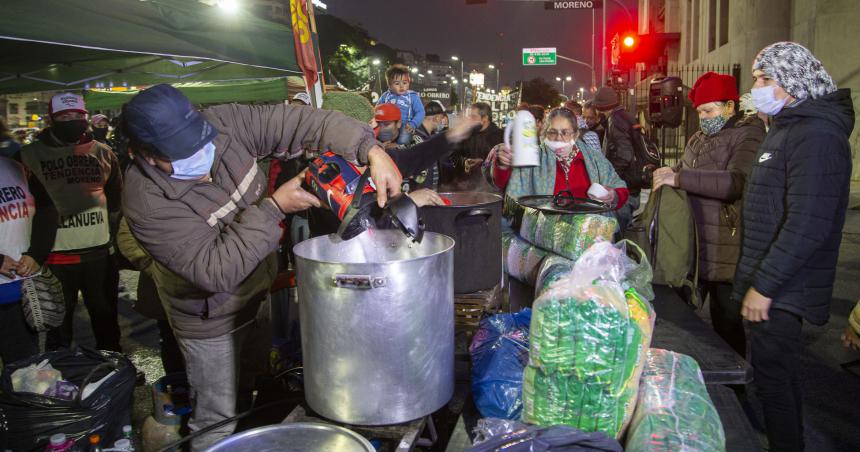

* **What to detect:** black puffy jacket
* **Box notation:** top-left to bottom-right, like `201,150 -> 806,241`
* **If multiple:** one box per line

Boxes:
732,89 -> 855,325
604,108 -> 639,194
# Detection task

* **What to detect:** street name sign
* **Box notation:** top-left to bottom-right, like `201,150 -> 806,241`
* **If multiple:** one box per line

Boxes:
523,47 -> 557,66
544,1 -> 603,9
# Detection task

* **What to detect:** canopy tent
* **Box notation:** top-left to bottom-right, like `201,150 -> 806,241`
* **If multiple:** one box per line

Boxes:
0,0 -> 303,95
83,78 -> 306,111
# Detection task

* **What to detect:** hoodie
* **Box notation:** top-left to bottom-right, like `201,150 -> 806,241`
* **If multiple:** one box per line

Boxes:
733,89 -> 855,324
377,90 -> 425,130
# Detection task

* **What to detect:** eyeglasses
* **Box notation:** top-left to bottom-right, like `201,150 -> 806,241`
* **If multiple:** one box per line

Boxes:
546,129 -> 577,140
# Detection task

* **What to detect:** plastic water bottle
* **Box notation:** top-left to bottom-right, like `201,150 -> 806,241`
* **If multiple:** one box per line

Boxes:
45,433 -> 74,452
112,439 -> 132,451
121,425 -> 135,451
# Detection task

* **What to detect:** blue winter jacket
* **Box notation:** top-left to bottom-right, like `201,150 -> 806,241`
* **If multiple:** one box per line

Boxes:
377,90 -> 425,129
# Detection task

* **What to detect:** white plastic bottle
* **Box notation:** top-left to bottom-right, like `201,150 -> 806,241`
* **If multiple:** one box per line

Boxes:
45,433 -> 74,452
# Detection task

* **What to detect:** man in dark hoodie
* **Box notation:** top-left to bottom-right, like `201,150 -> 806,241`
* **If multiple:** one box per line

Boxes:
734,42 -> 854,452
445,102 -> 503,190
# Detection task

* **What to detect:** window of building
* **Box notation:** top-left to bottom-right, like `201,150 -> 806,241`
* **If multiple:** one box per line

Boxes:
692,0 -> 700,60
719,0 -> 729,46
8,103 -> 19,115
708,0 -> 717,52
685,0 -> 693,62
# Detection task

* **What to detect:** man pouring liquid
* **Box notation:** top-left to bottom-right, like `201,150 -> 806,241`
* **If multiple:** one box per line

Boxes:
116,84 -> 401,450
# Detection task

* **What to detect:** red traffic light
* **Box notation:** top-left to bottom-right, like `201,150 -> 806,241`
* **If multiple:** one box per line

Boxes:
623,35 -> 636,48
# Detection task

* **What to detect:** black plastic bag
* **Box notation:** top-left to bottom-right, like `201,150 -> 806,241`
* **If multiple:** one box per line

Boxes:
468,421 -> 622,452
0,347 -> 136,451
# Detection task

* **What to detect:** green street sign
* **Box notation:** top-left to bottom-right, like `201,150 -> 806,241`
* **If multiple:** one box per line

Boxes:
523,47 -> 557,66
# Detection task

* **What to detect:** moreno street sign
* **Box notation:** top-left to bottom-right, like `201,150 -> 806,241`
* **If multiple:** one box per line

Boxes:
544,1 -> 603,9
523,47 -> 557,66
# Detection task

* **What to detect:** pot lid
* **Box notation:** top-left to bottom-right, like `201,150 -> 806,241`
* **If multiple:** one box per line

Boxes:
204,423 -> 375,452
434,192 -> 503,207
516,190 -> 611,214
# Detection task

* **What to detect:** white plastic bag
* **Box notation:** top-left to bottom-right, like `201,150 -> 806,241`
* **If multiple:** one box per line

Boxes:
523,240 -> 655,439
10,359 -> 62,395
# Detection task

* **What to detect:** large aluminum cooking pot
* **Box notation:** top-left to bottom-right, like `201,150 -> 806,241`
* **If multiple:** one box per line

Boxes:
293,230 -> 455,425
422,192 -> 503,294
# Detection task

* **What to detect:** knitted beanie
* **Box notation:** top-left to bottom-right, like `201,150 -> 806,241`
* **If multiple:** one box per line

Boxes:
592,86 -> 620,110
688,72 -> 739,108
753,42 -> 837,100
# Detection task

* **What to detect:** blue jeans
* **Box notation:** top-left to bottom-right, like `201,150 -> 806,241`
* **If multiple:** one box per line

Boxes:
397,124 -> 413,145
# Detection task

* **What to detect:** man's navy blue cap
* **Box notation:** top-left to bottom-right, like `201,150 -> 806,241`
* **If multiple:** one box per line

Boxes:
124,84 -> 218,160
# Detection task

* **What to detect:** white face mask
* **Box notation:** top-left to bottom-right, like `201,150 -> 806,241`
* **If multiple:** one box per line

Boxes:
751,85 -> 788,116
171,142 -> 215,180
544,139 -> 573,151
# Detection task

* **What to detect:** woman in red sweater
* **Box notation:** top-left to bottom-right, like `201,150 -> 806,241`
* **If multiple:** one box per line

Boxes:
488,107 -> 629,210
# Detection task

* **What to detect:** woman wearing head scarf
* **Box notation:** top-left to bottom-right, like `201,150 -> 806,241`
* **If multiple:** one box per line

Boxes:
733,42 -> 854,452
489,107 -> 629,212
651,72 -> 766,358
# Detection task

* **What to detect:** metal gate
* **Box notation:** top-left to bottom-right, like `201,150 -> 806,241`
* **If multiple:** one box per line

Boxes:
626,63 -> 742,167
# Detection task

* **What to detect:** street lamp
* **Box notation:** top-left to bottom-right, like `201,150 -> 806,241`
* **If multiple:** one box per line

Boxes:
452,56 -> 465,111
427,70 -> 433,74
218,0 -> 239,13
488,64 -> 500,91
556,76 -> 572,97
372,59 -> 382,93
411,67 -> 418,74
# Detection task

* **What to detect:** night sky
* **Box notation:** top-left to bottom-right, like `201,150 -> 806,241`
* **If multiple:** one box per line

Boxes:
322,0 -> 637,91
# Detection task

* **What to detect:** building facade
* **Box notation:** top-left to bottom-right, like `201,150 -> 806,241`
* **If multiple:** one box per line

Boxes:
642,0 -> 860,179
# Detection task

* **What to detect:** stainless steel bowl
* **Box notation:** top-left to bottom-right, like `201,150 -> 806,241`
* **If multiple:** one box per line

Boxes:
203,423 -> 375,452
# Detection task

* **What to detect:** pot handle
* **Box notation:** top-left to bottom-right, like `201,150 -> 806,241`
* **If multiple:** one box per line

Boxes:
334,274 -> 387,290
455,208 -> 493,223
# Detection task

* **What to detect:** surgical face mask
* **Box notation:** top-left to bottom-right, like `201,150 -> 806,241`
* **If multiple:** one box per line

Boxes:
545,139 -> 576,154
751,85 -> 788,116
92,127 -> 109,142
700,115 -> 728,136
378,125 -> 398,143
52,119 -> 88,144
171,142 -> 215,180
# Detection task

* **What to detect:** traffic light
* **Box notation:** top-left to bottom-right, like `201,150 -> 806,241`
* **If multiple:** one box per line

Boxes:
618,33 -> 648,67
620,33 -> 639,55
623,35 -> 636,49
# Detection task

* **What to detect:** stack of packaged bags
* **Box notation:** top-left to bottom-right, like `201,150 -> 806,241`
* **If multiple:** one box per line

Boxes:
521,241 -> 655,439
625,348 -> 726,451
519,207 -> 618,261
503,208 -> 617,289
474,238 -> 727,449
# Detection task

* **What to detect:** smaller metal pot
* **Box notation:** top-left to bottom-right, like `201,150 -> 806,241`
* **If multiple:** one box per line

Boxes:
204,423 -> 375,452
422,192 -> 503,294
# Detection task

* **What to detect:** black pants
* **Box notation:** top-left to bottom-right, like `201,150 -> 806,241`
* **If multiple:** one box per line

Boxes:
158,318 -> 185,375
748,308 -> 805,452
703,280 -> 746,357
46,256 -> 122,352
0,301 -> 38,365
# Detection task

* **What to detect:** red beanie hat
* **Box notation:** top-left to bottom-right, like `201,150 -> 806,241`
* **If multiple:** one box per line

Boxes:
688,72 -> 739,108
